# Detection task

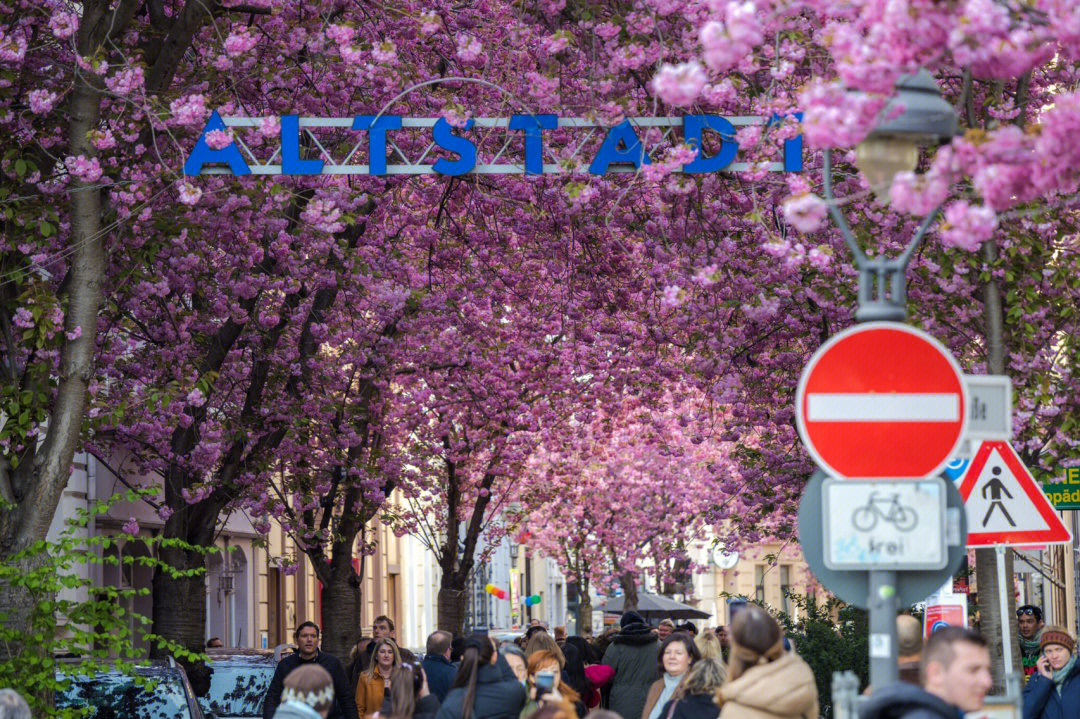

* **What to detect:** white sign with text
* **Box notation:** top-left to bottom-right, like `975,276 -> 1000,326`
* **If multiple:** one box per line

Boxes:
823,479 -> 948,570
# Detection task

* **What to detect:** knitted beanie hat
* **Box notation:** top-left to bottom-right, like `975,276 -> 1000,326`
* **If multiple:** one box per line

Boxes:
1039,625 -> 1076,654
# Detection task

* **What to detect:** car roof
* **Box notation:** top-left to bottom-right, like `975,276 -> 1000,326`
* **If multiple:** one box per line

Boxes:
206,653 -> 278,666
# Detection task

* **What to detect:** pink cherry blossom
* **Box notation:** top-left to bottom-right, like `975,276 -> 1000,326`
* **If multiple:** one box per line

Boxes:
783,193 -> 828,233
27,89 -> 57,115
939,201 -> 998,252
652,62 -> 706,107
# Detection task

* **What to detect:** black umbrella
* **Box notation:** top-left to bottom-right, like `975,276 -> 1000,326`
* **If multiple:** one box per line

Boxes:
595,593 -> 712,621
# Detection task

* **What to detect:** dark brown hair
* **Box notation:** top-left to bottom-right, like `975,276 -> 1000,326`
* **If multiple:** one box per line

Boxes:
451,632 -> 496,719
920,627 -> 988,683
657,633 -> 701,677
726,604 -> 784,683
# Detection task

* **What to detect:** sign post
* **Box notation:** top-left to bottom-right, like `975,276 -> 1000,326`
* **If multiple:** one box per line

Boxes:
796,323 -> 970,689
798,472 -> 968,689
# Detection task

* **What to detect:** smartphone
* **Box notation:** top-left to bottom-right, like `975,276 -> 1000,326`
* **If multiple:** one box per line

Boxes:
535,671 -> 556,692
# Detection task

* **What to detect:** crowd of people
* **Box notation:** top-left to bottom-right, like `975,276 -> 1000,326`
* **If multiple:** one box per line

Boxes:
259,604 -> 821,719
252,602 -> 1080,719
1,602 -> 1077,719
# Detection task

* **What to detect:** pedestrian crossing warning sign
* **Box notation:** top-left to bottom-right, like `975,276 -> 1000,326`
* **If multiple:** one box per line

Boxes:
959,441 -> 1071,547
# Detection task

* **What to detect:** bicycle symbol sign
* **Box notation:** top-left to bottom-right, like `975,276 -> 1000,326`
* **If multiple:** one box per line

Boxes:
824,479 -> 948,570
851,493 -> 918,532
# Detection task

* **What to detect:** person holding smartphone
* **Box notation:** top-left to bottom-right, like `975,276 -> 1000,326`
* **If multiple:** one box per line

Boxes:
1022,626 -> 1080,719
520,650 -> 582,719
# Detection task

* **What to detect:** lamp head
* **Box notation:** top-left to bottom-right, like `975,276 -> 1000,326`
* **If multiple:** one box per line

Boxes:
856,69 -> 959,201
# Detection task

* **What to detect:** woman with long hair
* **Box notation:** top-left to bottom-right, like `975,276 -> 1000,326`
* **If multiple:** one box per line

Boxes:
525,631 -> 566,668
642,635 -> 700,719
717,605 -> 817,719
387,663 -> 440,719
564,637 -> 612,710
657,660 -> 725,719
693,632 -> 723,665
356,638 -> 401,718
434,632 -> 526,719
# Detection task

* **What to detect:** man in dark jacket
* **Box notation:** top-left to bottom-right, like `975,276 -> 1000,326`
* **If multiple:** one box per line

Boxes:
1022,626 -> 1079,719
263,621 -> 360,719
423,630 -> 457,702
860,627 -> 993,719
602,611 -> 660,719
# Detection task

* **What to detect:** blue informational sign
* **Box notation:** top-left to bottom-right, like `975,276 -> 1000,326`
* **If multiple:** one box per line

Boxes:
943,458 -> 970,482
184,112 -> 803,177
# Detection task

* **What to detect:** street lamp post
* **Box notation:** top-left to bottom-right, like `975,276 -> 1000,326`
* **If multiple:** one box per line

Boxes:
821,70 -> 959,688
822,69 -> 959,324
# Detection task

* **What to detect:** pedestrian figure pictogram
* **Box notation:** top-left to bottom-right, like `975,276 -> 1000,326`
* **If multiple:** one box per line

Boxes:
981,466 -> 1015,528
960,441 -> 1072,547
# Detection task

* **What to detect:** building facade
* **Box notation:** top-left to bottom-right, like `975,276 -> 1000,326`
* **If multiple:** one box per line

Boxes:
47,453 -> 564,653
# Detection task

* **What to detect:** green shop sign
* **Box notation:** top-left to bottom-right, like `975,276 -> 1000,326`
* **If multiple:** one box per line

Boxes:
1042,467 -> 1080,509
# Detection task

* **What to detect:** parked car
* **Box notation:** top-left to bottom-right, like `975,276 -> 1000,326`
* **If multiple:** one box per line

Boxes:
199,645 -> 293,719
56,657 -> 211,719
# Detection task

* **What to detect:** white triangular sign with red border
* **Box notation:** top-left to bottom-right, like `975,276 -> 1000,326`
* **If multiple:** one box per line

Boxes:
959,441 -> 1071,547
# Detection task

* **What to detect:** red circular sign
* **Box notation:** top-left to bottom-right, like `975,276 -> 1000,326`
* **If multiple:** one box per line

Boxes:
795,322 -> 968,479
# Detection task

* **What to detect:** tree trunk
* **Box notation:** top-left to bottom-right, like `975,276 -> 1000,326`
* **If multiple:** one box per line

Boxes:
619,574 -> 639,613
319,552 -> 362,661
0,552 -> 51,711
151,544 -> 212,695
979,236 -> 1021,690
0,7 -> 109,693
577,587 -> 593,636
0,3 -> 109,555
438,585 -> 468,635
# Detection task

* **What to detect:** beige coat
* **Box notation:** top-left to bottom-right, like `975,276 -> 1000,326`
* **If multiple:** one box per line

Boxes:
718,653 -> 818,719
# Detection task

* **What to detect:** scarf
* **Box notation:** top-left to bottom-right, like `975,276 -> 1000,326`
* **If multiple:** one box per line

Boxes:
1052,655 -> 1076,695
1019,627 -> 1045,659
648,672 -> 684,719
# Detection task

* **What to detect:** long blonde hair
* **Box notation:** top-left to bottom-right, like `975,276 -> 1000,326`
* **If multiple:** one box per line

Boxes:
366,638 -> 401,678
695,631 -> 723,663
673,659 -> 725,700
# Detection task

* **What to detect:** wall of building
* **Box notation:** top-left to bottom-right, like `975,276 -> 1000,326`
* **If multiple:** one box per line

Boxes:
48,461 -> 561,652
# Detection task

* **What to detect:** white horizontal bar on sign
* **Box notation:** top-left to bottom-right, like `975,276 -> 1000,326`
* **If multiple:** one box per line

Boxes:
806,393 -> 960,422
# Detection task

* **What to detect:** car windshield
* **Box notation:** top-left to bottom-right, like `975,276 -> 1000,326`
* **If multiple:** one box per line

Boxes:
57,671 -> 193,719
201,664 -> 274,718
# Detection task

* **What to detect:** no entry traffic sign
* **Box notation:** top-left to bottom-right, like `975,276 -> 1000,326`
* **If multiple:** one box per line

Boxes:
796,323 -> 968,479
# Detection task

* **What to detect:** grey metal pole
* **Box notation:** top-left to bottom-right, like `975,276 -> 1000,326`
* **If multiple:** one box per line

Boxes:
868,570 -> 900,688
821,146 -> 946,692
997,545 -> 1013,670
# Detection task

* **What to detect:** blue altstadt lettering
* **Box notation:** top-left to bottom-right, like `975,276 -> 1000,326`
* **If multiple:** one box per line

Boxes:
183,113 -> 803,177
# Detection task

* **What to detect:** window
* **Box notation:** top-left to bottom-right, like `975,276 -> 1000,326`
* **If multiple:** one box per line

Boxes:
780,565 -> 792,616
754,565 -> 765,603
